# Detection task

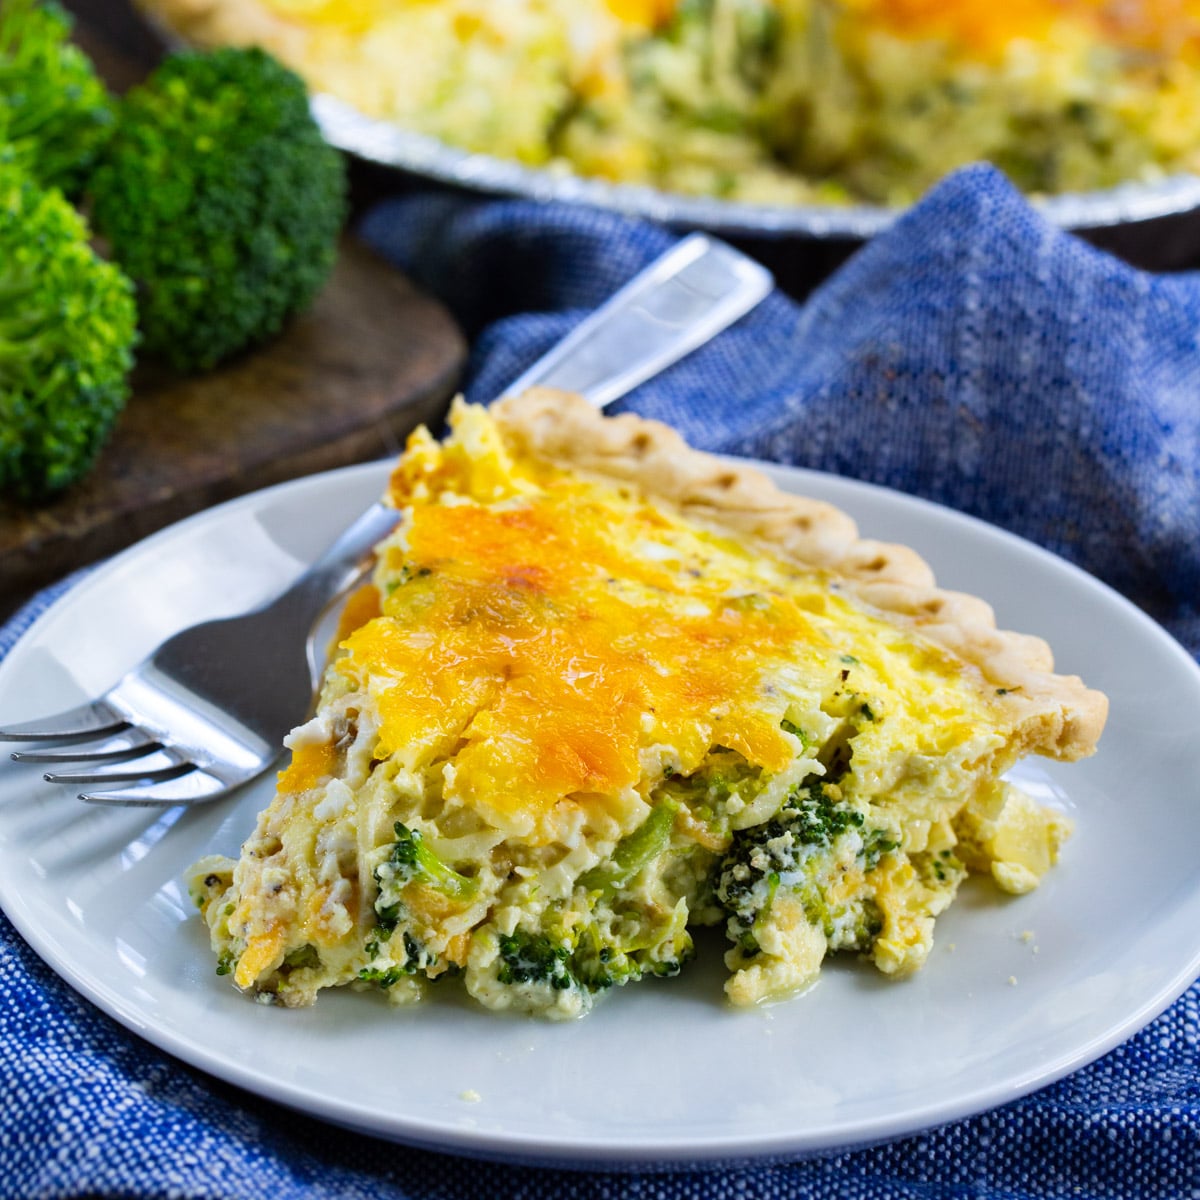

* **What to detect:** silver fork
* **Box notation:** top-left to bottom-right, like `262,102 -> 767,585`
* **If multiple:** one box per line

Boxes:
0,234 -> 772,807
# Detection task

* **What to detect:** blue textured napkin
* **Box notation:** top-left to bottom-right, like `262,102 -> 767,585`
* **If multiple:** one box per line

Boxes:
3,164 -> 1199,1198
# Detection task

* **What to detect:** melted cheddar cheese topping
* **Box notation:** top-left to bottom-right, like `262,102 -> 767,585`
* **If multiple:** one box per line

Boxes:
343,482 -> 807,825
321,403 -> 1002,845
847,0 -> 1200,60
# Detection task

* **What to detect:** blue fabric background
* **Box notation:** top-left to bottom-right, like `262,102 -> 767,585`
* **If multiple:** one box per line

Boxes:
2,164 -> 1198,1197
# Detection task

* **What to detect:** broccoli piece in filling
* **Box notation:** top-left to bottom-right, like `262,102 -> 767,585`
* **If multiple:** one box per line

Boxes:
494,905 -> 693,1003
715,781 -> 894,960
573,801 -> 694,988
282,943 -> 320,971
577,799 -> 679,898
360,822 -> 478,988
497,931 -> 576,991
570,902 -> 693,991
657,752 -> 766,839
373,820 -> 478,929
358,931 -> 432,989
487,802 -> 697,1010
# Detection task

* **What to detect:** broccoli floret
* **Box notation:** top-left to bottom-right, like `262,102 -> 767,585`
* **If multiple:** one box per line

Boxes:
89,46 -> 346,373
361,824 -> 475,991
0,0 -> 115,196
0,163 -> 136,500
657,751 -> 766,840
577,799 -> 679,897
496,909 -> 693,999
487,814 -> 697,1006
472,808 -> 702,1013
358,930 -> 431,989
373,821 -> 478,930
497,931 -> 576,990
571,903 -> 693,991
715,781 -> 889,958
492,855 -> 696,1002
780,783 -> 864,844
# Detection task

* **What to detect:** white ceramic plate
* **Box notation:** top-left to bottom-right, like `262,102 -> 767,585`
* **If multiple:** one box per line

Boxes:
2,459 -> 1199,1169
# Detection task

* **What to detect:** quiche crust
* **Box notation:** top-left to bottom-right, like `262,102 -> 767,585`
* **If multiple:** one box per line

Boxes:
491,388 -> 1108,763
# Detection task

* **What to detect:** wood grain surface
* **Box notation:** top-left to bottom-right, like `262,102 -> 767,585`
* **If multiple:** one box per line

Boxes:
1,1 -> 467,615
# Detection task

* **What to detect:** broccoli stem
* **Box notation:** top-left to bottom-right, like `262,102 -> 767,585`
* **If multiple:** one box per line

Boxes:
405,827 -> 478,900
381,821 -> 478,900
578,799 -> 679,896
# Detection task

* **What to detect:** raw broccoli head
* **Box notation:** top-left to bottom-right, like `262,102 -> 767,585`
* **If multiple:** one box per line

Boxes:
89,46 -> 347,374
0,163 -> 137,501
0,0 -> 115,196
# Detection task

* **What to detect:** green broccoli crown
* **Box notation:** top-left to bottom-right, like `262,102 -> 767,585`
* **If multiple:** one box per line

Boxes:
715,781 -> 888,956
0,162 -> 136,501
570,915 -> 693,991
496,902 -> 694,999
373,821 -> 478,930
717,783 -> 864,903
358,930 -> 431,989
0,0 -> 115,196
89,45 -> 347,373
497,931 -> 577,990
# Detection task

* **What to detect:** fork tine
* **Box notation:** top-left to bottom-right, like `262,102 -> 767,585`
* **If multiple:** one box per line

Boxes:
81,768 -> 232,808
43,749 -> 189,786
0,698 -> 125,742
12,727 -> 160,764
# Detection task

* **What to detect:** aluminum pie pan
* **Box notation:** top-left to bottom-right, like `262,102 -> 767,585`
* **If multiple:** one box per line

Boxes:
315,92 -> 1200,240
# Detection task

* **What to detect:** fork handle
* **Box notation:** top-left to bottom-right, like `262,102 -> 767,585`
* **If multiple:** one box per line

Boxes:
501,233 -> 772,407
276,233 -> 772,634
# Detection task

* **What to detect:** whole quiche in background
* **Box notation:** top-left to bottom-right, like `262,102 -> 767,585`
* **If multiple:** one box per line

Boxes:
138,0 -> 1200,206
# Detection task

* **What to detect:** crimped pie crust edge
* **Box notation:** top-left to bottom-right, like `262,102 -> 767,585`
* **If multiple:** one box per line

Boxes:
491,388 -> 1108,763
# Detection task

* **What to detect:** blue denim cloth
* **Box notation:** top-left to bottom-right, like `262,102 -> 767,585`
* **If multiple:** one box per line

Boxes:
2,165 -> 1198,1197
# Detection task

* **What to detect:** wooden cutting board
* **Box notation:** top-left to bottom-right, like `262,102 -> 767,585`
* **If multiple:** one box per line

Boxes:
0,241 -> 465,614
0,3 -> 467,617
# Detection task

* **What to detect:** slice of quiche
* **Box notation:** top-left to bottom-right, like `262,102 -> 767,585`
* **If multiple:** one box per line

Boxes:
189,391 -> 1106,1017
